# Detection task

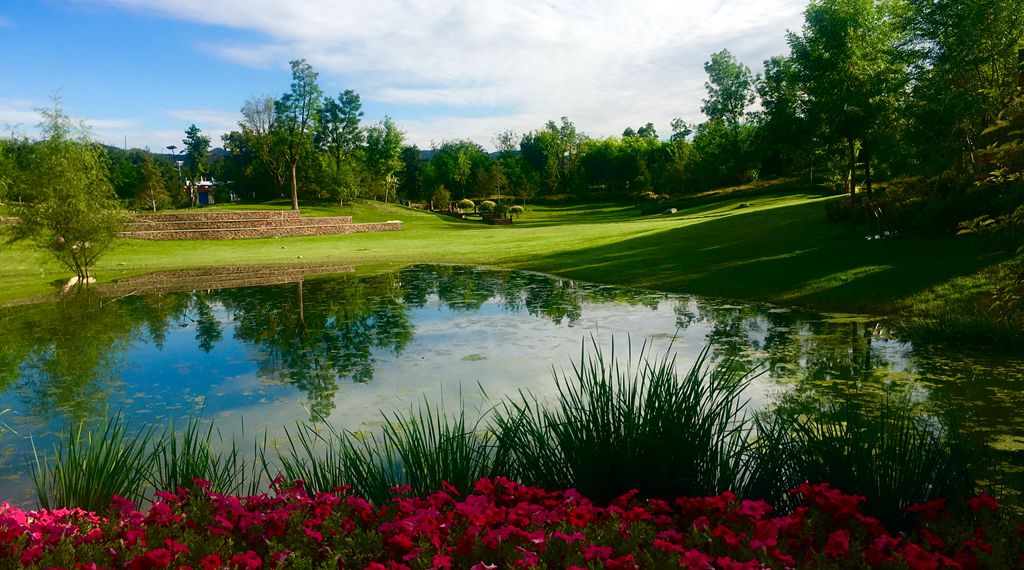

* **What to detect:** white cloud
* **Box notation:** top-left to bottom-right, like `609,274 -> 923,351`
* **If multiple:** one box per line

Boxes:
93,1 -> 807,148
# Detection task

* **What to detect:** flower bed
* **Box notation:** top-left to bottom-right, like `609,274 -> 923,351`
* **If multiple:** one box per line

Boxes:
0,478 -> 1020,569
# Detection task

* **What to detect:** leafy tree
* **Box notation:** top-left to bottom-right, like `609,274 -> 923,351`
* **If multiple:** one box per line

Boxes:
789,0 -> 910,197
904,0 -> 1024,173
274,59 -> 323,210
755,55 -> 809,176
134,154 -> 171,212
399,145 -> 427,201
702,49 -> 755,125
238,95 -> 288,194
316,90 -> 364,205
182,124 -> 211,185
520,117 -> 584,194
364,117 -> 405,202
7,99 -> 125,282
430,139 -> 488,198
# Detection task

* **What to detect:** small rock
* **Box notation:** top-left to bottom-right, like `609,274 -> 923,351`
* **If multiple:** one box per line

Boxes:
297,255 -> 303,259
738,203 -> 752,208
662,208 -> 678,215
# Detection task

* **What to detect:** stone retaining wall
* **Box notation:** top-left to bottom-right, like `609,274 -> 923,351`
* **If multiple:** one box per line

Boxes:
120,221 -> 403,240
132,210 -> 301,222
125,216 -> 353,231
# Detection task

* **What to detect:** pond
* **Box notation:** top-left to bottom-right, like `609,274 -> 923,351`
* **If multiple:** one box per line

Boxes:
1,264 -> 1022,505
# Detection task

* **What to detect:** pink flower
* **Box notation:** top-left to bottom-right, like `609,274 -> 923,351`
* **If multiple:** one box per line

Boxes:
824,529 -> 850,558
582,544 -> 613,561
966,494 -> 998,515
230,550 -> 263,569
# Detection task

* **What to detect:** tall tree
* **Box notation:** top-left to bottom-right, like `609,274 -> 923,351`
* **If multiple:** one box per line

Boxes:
789,0 -> 910,197
317,89 -> 364,170
904,0 -> 1024,172
755,55 -> 809,176
274,59 -> 323,210
701,49 -> 755,125
182,124 -> 211,183
238,95 -> 287,193
364,117 -> 405,202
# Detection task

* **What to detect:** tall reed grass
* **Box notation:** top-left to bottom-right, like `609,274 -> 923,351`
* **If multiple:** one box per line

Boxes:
492,339 -> 758,503
272,400 -> 494,504
32,415 -> 156,511
752,396 -> 976,526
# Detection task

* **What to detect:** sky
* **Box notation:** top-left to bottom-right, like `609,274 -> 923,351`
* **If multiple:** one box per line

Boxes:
0,0 -> 807,152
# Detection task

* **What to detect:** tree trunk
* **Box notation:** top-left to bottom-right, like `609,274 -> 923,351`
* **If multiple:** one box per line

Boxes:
863,142 -> 873,199
290,161 -> 299,210
848,139 -> 857,204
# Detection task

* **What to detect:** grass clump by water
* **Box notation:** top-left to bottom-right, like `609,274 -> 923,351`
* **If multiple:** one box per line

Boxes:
31,415 -> 156,512
753,395 -> 976,527
151,417 -> 256,497
272,400 -> 495,505
492,339 -> 758,504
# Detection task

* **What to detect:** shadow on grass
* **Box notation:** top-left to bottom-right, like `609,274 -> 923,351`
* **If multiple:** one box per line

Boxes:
524,199 -> 1010,312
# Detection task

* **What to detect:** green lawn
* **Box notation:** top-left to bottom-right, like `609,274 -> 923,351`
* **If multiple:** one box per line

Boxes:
0,189 -> 1012,314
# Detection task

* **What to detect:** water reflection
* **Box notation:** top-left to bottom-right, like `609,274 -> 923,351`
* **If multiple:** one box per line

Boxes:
0,264 -> 1022,502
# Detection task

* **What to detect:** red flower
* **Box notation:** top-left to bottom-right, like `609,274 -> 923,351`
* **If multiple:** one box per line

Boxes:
129,548 -> 173,570
582,544 -> 614,561
907,498 -> 949,520
966,494 -> 998,515
230,550 -> 263,569
199,554 -> 223,570
901,542 -> 939,570
824,529 -> 850,559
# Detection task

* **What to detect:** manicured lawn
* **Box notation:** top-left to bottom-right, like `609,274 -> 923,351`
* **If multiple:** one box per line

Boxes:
0,189 -> 1012,313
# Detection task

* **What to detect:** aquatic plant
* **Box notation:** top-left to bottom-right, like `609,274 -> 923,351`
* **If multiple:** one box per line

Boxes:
31,415 -> 156,512
491,339 -> 758,503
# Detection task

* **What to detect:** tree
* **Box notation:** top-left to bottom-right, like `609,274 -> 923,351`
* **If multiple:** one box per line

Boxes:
7,99 -> 125,282
702,49 -> 755,125
182,124 -> 210,182
135,154 -> 171,212
317,90 -> 364,170
789,0 -> 910,197
238,95 -> 288,194
364,117 -> 405,202
755,55 -> 809,176
274,59 -> 323,210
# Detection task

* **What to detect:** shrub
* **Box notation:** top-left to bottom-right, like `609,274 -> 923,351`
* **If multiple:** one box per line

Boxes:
456,198 -> 475,212
431,186 -> 451,211
509,205 -> 525,217
477,200 -> 497,213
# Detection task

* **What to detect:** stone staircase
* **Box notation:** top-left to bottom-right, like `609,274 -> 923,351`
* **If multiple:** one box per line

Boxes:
120,210 -> 402,240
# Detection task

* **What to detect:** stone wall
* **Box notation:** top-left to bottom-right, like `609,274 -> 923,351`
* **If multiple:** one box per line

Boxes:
119,221 -> 403,240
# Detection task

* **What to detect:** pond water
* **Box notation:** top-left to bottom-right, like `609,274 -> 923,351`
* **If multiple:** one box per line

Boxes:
1,264 -> 1022,505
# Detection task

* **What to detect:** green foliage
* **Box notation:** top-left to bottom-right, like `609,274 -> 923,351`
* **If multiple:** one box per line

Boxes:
32,415 -> 157,511
456,198 -> 475,211
134,154 -> 171,212
182,124 -> 210,185
430,185 -> 451,210
274,59 -> 324,210
151,417 -> 256,497
491,340 -> 756,504
477,200 -> 496,213
702,49 -> 755,125
7,99 -> 126,281
364,117 -> 404,202
753,395 -> 976,527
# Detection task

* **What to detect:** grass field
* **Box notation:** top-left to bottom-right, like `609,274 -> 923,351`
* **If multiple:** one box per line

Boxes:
0,187 -> 1012,315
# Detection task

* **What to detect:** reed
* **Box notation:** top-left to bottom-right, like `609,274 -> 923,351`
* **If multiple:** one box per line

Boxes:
31,415 -> 156,511
491,338 -> 758,503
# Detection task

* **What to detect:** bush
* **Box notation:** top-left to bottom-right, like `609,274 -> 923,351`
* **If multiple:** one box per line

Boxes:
477,200 -> 497,213
509,205 -> 525,217
430,186 -> 450,211
456,198 -> 475,212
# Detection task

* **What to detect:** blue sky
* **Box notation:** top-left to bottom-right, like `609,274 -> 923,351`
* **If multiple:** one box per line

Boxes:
1,0 -> 806,151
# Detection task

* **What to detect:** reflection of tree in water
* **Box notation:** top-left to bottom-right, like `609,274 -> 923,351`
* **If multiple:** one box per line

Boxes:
0,289 -> 178,428
399,265 -> 665,326
214,274 -> 414,418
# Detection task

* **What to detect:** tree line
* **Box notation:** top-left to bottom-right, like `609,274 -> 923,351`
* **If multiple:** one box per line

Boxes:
3,0 -> 1022,216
